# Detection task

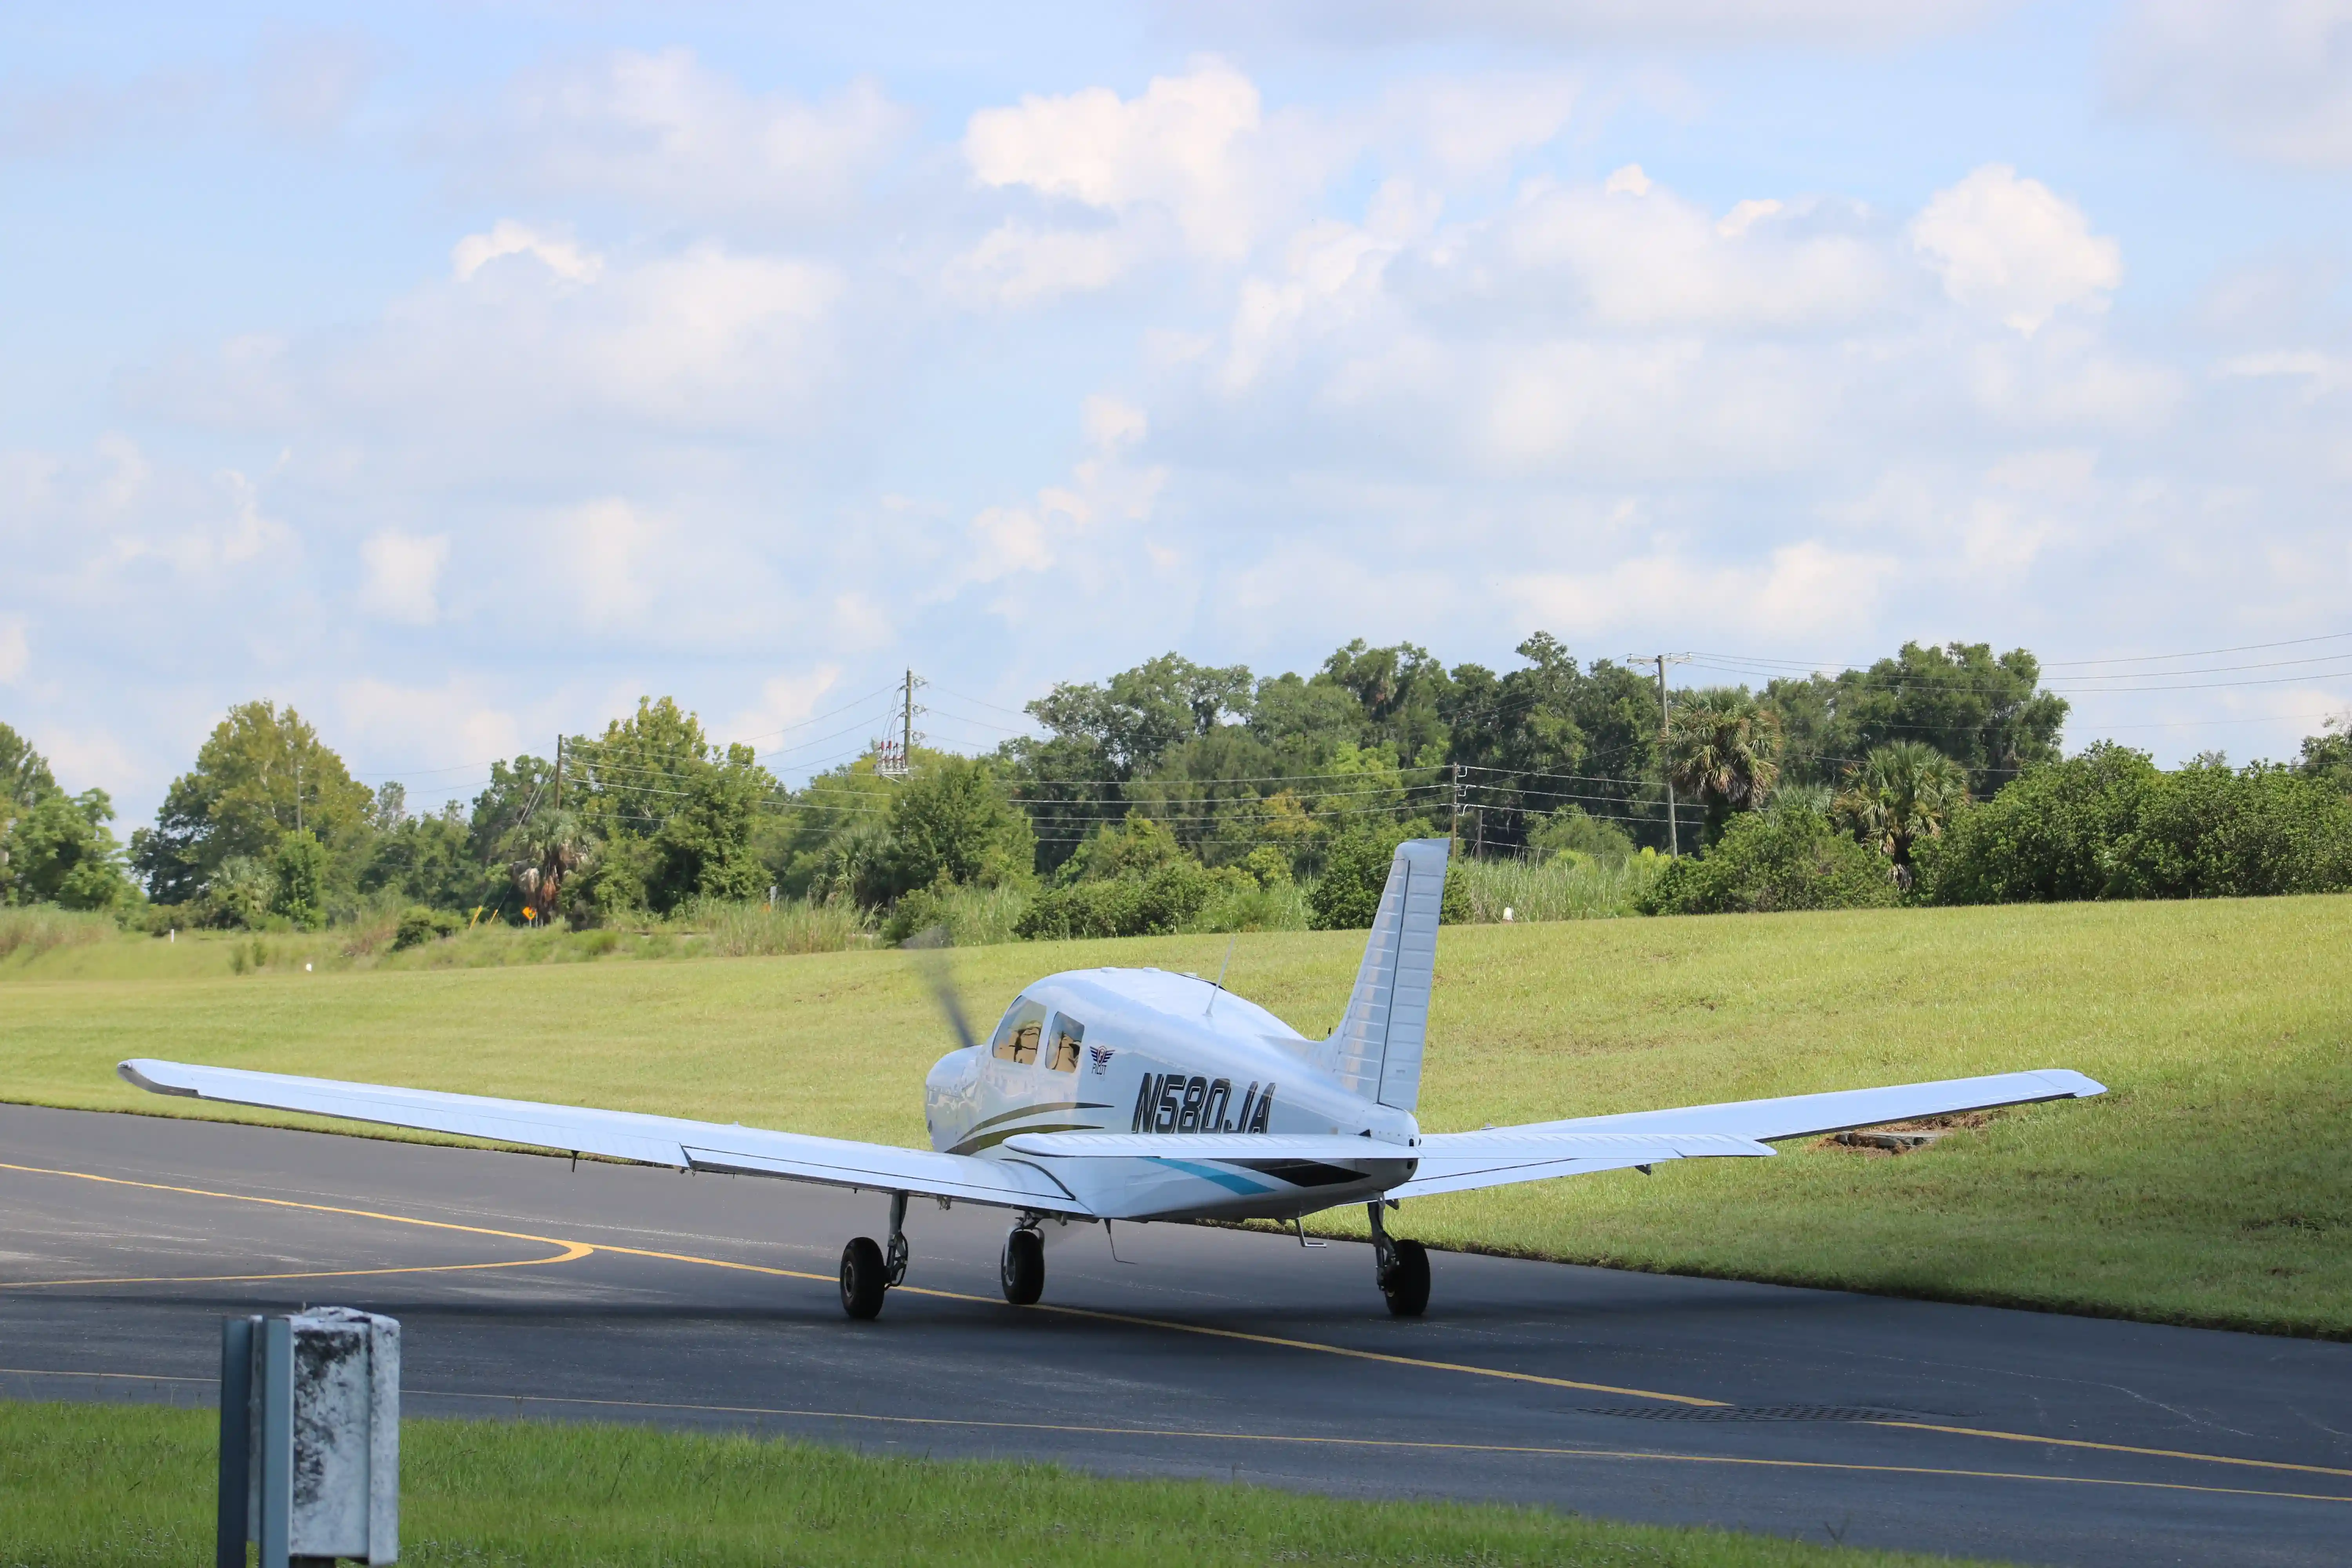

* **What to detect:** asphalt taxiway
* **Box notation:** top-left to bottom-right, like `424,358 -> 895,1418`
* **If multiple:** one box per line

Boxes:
2,1101 -> 2346,1566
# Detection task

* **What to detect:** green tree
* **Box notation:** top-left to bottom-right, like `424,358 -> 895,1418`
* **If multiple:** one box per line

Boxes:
504,807 -> 594,923
5,788 -> 133,909
563,699 -> 779,917
134,701 -> 371,905
1664,694 -> 1783,844
2,721 -> 56,808
1443,635 -> 1666,855
1766,642 -> 2065,797
1834,741 -> 1970,884
1305,826 -> 1468,930
2299,717 -> 2352,795
877,757 -> 1034,902
271,829 -> 328,929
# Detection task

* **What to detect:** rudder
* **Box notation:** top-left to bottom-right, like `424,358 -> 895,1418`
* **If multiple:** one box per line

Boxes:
1311,838 -> 1448,1112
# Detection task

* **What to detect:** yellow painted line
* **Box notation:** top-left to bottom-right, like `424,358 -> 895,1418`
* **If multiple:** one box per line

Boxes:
396,1388 -> 2352,1507
10,1158 -> 2347,1484
1873,1421 -> 2352,1484
0,1241 -> 592,1291
0,1367 -> 212,1383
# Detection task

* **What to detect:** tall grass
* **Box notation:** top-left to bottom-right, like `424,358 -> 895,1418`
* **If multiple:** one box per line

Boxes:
677,897 -> 873,956
1454,853 -> 1664,922
0,906 -> 117,962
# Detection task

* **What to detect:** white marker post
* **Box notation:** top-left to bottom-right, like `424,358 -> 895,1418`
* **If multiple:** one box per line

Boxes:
220,1307 -> 400,1566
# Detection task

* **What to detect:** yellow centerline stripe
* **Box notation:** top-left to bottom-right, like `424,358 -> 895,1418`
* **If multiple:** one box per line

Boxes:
9,1157 -> 2347,1485
0,1242 -> 593,1291
391,1389 -> 2350,1507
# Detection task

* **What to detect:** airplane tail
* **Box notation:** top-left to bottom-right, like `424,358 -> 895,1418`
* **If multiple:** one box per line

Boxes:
1312,837 -> 1448,1113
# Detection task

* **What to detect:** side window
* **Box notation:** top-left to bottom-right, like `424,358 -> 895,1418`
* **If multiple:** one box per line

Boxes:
1045,1015 -> 1084,1073
991,998 -> 1046,1066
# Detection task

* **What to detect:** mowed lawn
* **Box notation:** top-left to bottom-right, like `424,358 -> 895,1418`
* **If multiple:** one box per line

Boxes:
0,1403 -> 1980,1568
4,896 -> 2347,1337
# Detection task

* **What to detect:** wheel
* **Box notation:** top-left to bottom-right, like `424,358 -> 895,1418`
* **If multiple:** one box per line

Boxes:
1380,1238 -> 1430,1318
840,1236 -> 887,1320
1000,1227 -> 1045,1306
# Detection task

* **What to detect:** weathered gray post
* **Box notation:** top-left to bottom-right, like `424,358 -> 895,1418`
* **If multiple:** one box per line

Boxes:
219,1308 -> 401,1567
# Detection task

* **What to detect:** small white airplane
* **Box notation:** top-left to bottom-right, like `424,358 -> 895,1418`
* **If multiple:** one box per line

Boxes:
122,839 -> 2105,1320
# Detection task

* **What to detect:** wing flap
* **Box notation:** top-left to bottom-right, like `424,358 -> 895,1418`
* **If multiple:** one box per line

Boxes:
118,1059 -> 1091,1216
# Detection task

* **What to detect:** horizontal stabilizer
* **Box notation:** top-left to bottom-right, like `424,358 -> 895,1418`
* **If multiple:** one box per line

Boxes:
1004,1129 -> 1769,1161
117,1059 -> 1091,1215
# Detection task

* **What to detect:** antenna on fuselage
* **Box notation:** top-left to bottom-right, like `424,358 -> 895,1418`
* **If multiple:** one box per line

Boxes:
1203,935 -> 1237,1016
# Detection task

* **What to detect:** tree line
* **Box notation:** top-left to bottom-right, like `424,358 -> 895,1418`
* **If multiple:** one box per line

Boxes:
5,633 -> 2348,934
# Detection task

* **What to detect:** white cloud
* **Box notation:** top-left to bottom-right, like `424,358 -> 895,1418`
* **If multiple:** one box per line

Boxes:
2220,349 -> 2352,400
561,498 -> 664,628
964,60 -> 1335,269
464,51 -> 908,218
1507,542 -> 1897,639
1212,0 -> 2013,49
724,666 -> 842,748
963,397 -> 1168,584
0,617 -> 26,684
358,531 -> 450,625
2110,0 -> 2352,167
337,678 -> 523,772
1910,164 -> 2122,335
452,220 -> 602,283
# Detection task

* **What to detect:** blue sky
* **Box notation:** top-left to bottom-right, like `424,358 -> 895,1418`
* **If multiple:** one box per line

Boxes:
5,1 -> 2349,822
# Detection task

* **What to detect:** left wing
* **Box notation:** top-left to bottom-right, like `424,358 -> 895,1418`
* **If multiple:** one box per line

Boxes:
1386,1067 -> 2106,1200
117,1059 -> 1091,1216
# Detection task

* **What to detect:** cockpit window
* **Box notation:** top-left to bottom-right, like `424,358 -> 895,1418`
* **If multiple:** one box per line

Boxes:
1045,1015 -> 1084,1073
991,997 -> 1047,1066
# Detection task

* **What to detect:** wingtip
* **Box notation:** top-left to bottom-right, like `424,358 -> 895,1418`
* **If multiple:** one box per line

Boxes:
117,1059 -> 198,1098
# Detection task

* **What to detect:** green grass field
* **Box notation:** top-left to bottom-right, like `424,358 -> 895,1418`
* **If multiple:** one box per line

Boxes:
0,1402 -> 1981,1567
4,896 -> 2348,1337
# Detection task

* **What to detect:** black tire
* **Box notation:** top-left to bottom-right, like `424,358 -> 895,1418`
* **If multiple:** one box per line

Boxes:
1000,1227 -> 1045,1306
840,1236 -> 887,1320
1381,1238 -> 1430,1318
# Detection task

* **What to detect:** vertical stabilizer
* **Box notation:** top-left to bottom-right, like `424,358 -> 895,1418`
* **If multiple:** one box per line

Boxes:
1312,838 -> 1448,1112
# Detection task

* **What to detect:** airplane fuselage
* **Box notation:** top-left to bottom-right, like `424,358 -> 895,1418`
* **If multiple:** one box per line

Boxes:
923,965 -> 1417,1222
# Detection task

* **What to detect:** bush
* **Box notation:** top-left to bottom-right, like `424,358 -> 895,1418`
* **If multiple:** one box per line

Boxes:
1304,828 -> 1470,930
1014,858 -> 1241,940
1922,744 -> 2352,904
1525,806 -> 1636,864
1639,808 -> 1898,916
391,906 -> 464,951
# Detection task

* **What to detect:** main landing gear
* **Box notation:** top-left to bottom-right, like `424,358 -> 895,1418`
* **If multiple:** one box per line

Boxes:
1000,1216 -> 1045,1306
840,1192 -> 911,1321
1367,1201 -> 1429,1318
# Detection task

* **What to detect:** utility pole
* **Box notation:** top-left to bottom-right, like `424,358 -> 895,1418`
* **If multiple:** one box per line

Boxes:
878,670 -> 924,779
554,735 -> 563,811
1449,764 -> 1465,855
1628,653 -> 1691,856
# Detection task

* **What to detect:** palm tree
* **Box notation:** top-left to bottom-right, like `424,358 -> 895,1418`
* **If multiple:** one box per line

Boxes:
504,808 -> 592,924
1665,698 -> 1784,844
1835,741 -> 1969,886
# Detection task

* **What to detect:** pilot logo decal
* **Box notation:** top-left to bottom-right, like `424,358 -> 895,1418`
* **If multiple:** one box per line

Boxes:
1131,1074 -> 1274,1134
1088,1045 -> 1116,1076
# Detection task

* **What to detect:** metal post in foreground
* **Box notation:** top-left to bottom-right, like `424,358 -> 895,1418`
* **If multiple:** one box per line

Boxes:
219,1308 -> 401,1566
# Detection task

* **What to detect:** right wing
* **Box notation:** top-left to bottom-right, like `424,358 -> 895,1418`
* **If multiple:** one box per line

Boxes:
118,1059 -> 1091,1216
1389,1068 -> 2105,1200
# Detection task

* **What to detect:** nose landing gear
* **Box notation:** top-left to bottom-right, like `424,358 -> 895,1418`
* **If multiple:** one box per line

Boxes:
840,1192 -> 911,1321
1000,1218 -> 1045,1305
1368,1201 -> 1429,1318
